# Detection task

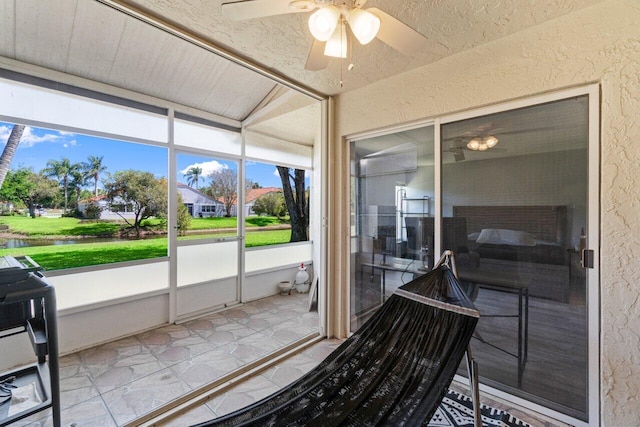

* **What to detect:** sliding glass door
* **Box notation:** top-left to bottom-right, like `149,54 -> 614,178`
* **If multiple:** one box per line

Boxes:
442,93 -> 595,423
349,87 -> 599,425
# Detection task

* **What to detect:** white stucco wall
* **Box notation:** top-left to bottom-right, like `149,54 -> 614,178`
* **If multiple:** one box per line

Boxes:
331,0 -> 640,425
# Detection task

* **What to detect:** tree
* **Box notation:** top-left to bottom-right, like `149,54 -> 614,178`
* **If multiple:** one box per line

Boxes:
252,192 -> 285,218
207,168 -> 237,217
103,170 -> 167,237
176,192 -> 191,233
0,124 -> 26,190
245,179 -> 261,189
184,166 -> 203,189
85,155 -> 107,197
0,168 -> 31,213
69,168 -> 88,211
0,168 -> 58,217
43,157 -> 78,213
29,174 -> 59,215
276,167 -> 308,242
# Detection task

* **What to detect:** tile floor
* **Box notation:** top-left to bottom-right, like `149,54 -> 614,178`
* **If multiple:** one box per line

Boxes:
10,290 -> 570,427
11,291 -> 319,426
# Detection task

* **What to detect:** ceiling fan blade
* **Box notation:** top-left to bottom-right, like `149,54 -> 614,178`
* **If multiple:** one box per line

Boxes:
221,0 -> 312,21
305,39 -> 329,71
367,7 -> 427,56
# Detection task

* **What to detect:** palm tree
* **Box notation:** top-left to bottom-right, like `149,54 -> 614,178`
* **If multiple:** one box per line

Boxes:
184,166 -> 203,189
0,124 -> 26,189
69,168 -> 88,210
43,158 -> 74,213
85,155 -> 107,197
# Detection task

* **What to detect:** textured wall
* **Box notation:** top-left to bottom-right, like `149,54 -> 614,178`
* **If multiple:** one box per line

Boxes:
333,0 -> 640,424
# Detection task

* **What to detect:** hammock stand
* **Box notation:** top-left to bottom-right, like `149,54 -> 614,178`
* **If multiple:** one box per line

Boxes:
192,251 -> 482,427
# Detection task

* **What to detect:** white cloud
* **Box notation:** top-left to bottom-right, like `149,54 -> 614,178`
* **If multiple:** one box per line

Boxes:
0,125 -> 77,148
180,160 -> 228,177
0,125 -> 17,143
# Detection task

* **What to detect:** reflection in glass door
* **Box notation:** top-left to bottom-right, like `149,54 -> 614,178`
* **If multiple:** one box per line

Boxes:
442,96 -> 591,421
349,126 -> 435,331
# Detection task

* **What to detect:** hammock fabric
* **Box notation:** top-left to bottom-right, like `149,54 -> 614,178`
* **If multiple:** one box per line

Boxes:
195,263 -> 479,427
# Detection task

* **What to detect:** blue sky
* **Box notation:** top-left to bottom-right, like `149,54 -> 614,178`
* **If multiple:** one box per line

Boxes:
1,122 -> 294,189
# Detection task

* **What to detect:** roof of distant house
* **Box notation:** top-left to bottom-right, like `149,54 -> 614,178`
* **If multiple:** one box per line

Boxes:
177,182 -> 223,205
173,183 -> 282,205
79,194 -> 107,204
245,187 -> 282,204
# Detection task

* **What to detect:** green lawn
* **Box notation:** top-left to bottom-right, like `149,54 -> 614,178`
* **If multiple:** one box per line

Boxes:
245,229 -> 291,247
0,228 -> 293,270
0,239 -> 168,270
0,216 -> 123,237
0,215 -> 287,236
189,216 -> 287,230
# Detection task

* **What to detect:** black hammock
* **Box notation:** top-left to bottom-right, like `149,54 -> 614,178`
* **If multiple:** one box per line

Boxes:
194,256 -> 480,427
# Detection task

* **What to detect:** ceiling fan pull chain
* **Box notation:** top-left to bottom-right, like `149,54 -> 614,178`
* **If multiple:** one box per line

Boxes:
340,21 -> 345,88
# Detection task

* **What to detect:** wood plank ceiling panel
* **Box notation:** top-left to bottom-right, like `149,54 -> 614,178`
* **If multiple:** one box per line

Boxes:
13,0 -> 77,72
2,0 -> 281,122
65,0 -> 128,83
107,10 -> 195,98
0,1 -> 16,59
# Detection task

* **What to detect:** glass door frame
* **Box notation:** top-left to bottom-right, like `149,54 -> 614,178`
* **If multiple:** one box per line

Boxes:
170,144 -> 244,323
439,85 -> 600,427
346,84 -> 600,426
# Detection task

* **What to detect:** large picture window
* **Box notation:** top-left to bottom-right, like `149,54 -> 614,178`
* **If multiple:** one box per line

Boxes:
0,121 -> 168,271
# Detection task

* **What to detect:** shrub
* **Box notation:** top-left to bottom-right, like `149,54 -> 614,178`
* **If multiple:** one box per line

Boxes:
177,193 -> 191,233
85,203 -> 102,220
253,192 -> 285,218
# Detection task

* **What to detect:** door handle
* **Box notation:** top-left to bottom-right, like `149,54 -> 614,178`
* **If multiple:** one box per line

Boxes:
581,249 -> 594,269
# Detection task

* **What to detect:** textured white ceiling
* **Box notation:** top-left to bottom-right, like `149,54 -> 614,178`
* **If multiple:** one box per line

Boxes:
0,0 -> 601,146
117,0 -> 603,96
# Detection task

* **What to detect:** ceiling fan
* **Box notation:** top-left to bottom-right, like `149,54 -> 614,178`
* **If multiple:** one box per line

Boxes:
443,138 -> 501,162
442,123 -> 506,162
220,0 -> 427,70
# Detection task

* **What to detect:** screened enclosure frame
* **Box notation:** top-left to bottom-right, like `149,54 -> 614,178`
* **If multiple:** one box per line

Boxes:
0,57 -> 329,343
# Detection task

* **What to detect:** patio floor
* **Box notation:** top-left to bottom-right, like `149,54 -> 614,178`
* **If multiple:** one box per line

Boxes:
11,290 -> 570,426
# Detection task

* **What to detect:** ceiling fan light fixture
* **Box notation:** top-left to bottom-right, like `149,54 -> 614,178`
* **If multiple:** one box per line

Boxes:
466,138 -> 481,151
466,136 -> 499,151
484,135 -> 499,148
308,5 -> 340,42
347,8 -> 380,45
324,22 -> 347,58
